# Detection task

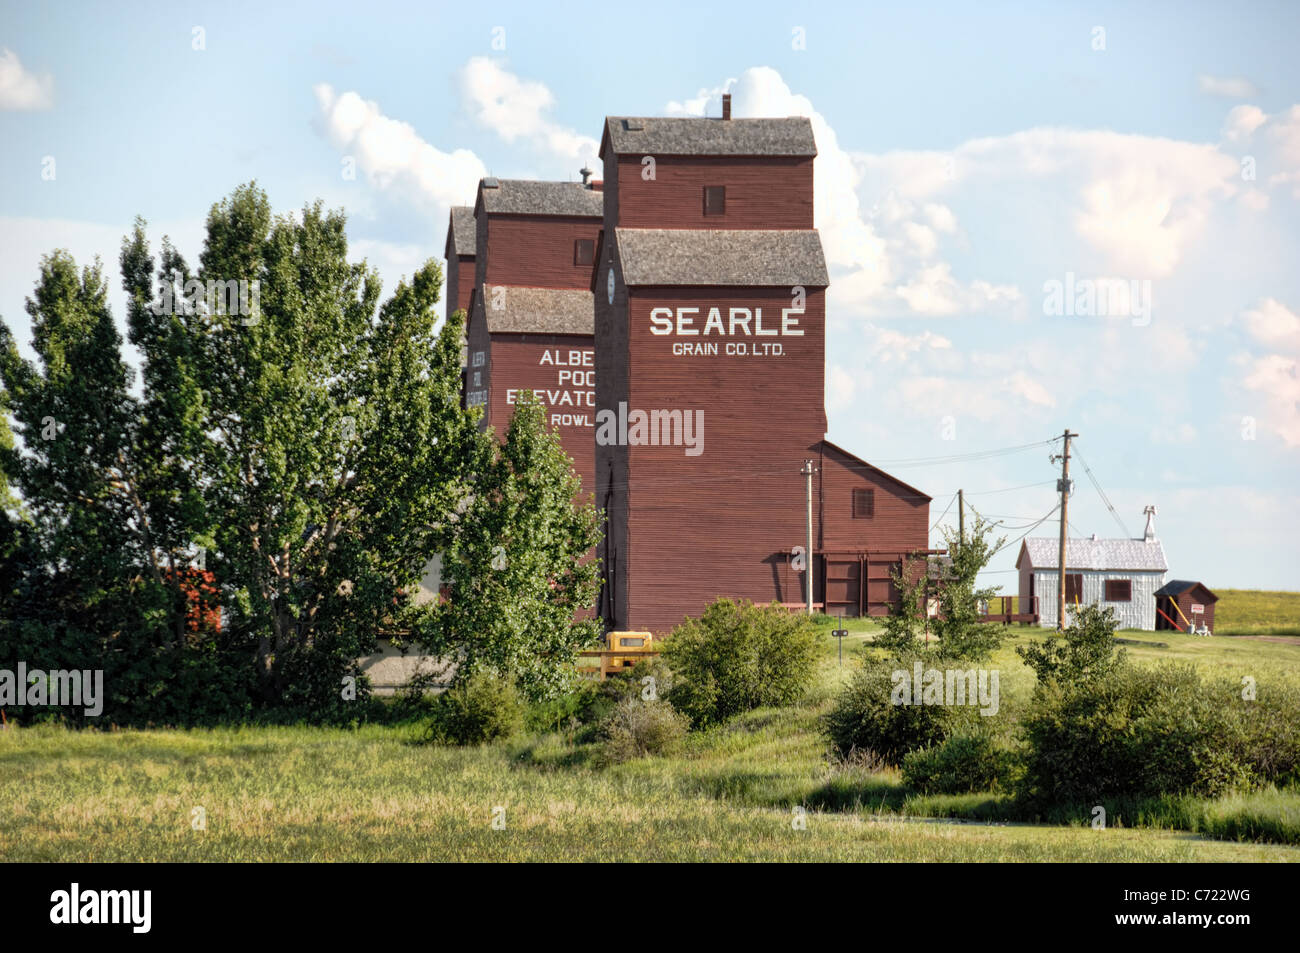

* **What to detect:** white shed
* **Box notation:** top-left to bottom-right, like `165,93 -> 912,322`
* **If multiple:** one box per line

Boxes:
1015,509 -> 1168,630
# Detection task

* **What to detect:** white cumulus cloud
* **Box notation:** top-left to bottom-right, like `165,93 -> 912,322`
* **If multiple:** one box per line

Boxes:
1198,74 -> 1259,99
665,67 -> 1010,320
1237,298 -> 1300,448
458,57 -> 599,164
313,83 -> 487,212
0,48 -> 52,110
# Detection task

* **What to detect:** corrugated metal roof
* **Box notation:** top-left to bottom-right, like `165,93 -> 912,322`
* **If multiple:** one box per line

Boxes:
616,228 -> 829,287
603,116 -> 817,157
478,179 -> 603,218
1019,536 -> 1169,572
478,286 -> 594,335
447,206 -> 475,257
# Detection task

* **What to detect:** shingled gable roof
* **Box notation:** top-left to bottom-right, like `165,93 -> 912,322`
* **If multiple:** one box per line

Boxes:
474,286 -> 594,336
1016,537 -> 1169,572
615,228 -> 828,287
601,116 -> 817,158
1154,579 -> 1219,601
445,206 -> 475,259
476,179 -> 604,218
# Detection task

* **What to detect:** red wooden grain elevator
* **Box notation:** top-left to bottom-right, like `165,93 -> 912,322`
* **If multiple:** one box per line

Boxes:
464,178 -> 604,496
444,205 -> 477,324
594,108 -> 931,632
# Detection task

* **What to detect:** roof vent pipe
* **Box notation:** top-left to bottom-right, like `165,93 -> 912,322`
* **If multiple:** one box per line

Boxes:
580,165 -> 593,187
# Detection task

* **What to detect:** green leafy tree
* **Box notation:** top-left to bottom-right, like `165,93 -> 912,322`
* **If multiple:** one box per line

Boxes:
162,184 -> 481,709
930,515 -> 1007,661
2,184 -> 487,722
1017,602 -> 1126,684
874,552 -> 928,652
0,251 -> 213,721
433,389 -> 602,701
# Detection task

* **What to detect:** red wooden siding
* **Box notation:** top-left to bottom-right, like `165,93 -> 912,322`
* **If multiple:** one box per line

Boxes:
485,333 -> 595,497
446,256 -> 475,321
615,156 -> 814,230
484,216 -> 604,290
591,118 -> 930,631
614,286 -> 827,632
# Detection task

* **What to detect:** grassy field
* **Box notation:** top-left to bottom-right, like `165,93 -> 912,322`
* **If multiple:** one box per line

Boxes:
1213,589 -> 1300,635
2,612 -> 1298,862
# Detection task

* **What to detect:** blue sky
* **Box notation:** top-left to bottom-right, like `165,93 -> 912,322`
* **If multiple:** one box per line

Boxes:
2,0 -> 1298,590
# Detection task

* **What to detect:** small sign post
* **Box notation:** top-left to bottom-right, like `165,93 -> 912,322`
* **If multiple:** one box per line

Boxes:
832,612 -> 849,666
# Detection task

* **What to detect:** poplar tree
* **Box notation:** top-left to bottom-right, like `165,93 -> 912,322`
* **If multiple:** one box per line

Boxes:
2,183 -> 602,720
0,252 -> 183,712
433,390 -> 601,701
163,184 -> 481,707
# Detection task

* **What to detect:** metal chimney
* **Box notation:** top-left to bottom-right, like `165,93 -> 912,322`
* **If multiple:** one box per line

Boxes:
580,165 -> 593,187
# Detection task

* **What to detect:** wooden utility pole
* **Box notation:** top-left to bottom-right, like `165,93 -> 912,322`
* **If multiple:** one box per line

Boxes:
957,488 -> 964,548
1054,430 -> 1078,630
802,460 -> 815,615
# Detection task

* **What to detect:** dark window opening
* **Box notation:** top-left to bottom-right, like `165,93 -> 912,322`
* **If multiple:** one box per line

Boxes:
574,238 -> 595,266
1064,573 -> 1084,603
704,185 -> 726,216
852,488 -> 875,519
1104,579 -> 1132,602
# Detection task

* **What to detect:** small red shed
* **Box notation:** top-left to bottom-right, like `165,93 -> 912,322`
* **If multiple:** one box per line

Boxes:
1153,580 -> 1219,633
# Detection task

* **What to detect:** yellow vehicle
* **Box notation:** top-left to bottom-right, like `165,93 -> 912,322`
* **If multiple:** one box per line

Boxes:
576,631 -> 657,680
606,631 -> 654,673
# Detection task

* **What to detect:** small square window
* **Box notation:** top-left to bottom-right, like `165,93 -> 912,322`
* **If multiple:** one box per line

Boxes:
574,238 -> 595,266
704,185 -> 726,216
1104,579 -> 1132,602
852,488 -> 874,519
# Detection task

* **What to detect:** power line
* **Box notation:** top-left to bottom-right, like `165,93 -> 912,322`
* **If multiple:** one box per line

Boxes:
586,438 -> 1063,500
866,438 -> 1056,469
930,491 -> 958,532
989,502 -> 1062,560
960,480 -> 1057,497
1074,443 -> 1133,538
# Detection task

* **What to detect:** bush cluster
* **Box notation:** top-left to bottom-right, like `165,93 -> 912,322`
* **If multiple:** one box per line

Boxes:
902,730 -> 1018,794
823,651 -> 978,765
427,670 -> 525,745
597,697 -> 690,764
660,598 -> 820,727
826,598 -> 1300,808
1019,663 -> 1297,805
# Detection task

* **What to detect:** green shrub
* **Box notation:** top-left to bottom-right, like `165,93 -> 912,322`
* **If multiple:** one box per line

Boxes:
525,680 -> 601,734
661,598 -> 820,727
902,730 -> 1017,794
823,652 -> 975,765
1018,663 -> 1250,805
1214,676 -> 1300,788
598,697 -> 690,763
1017,603 -> 1126,684
428,670 -> 525,745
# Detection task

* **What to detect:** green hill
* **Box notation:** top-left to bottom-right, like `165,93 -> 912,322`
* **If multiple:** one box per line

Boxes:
1212,589 -> 1300,634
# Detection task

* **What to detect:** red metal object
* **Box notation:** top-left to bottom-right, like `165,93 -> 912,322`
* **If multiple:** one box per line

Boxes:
164,567 -> 222,634
1156,605 -> 1184,632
